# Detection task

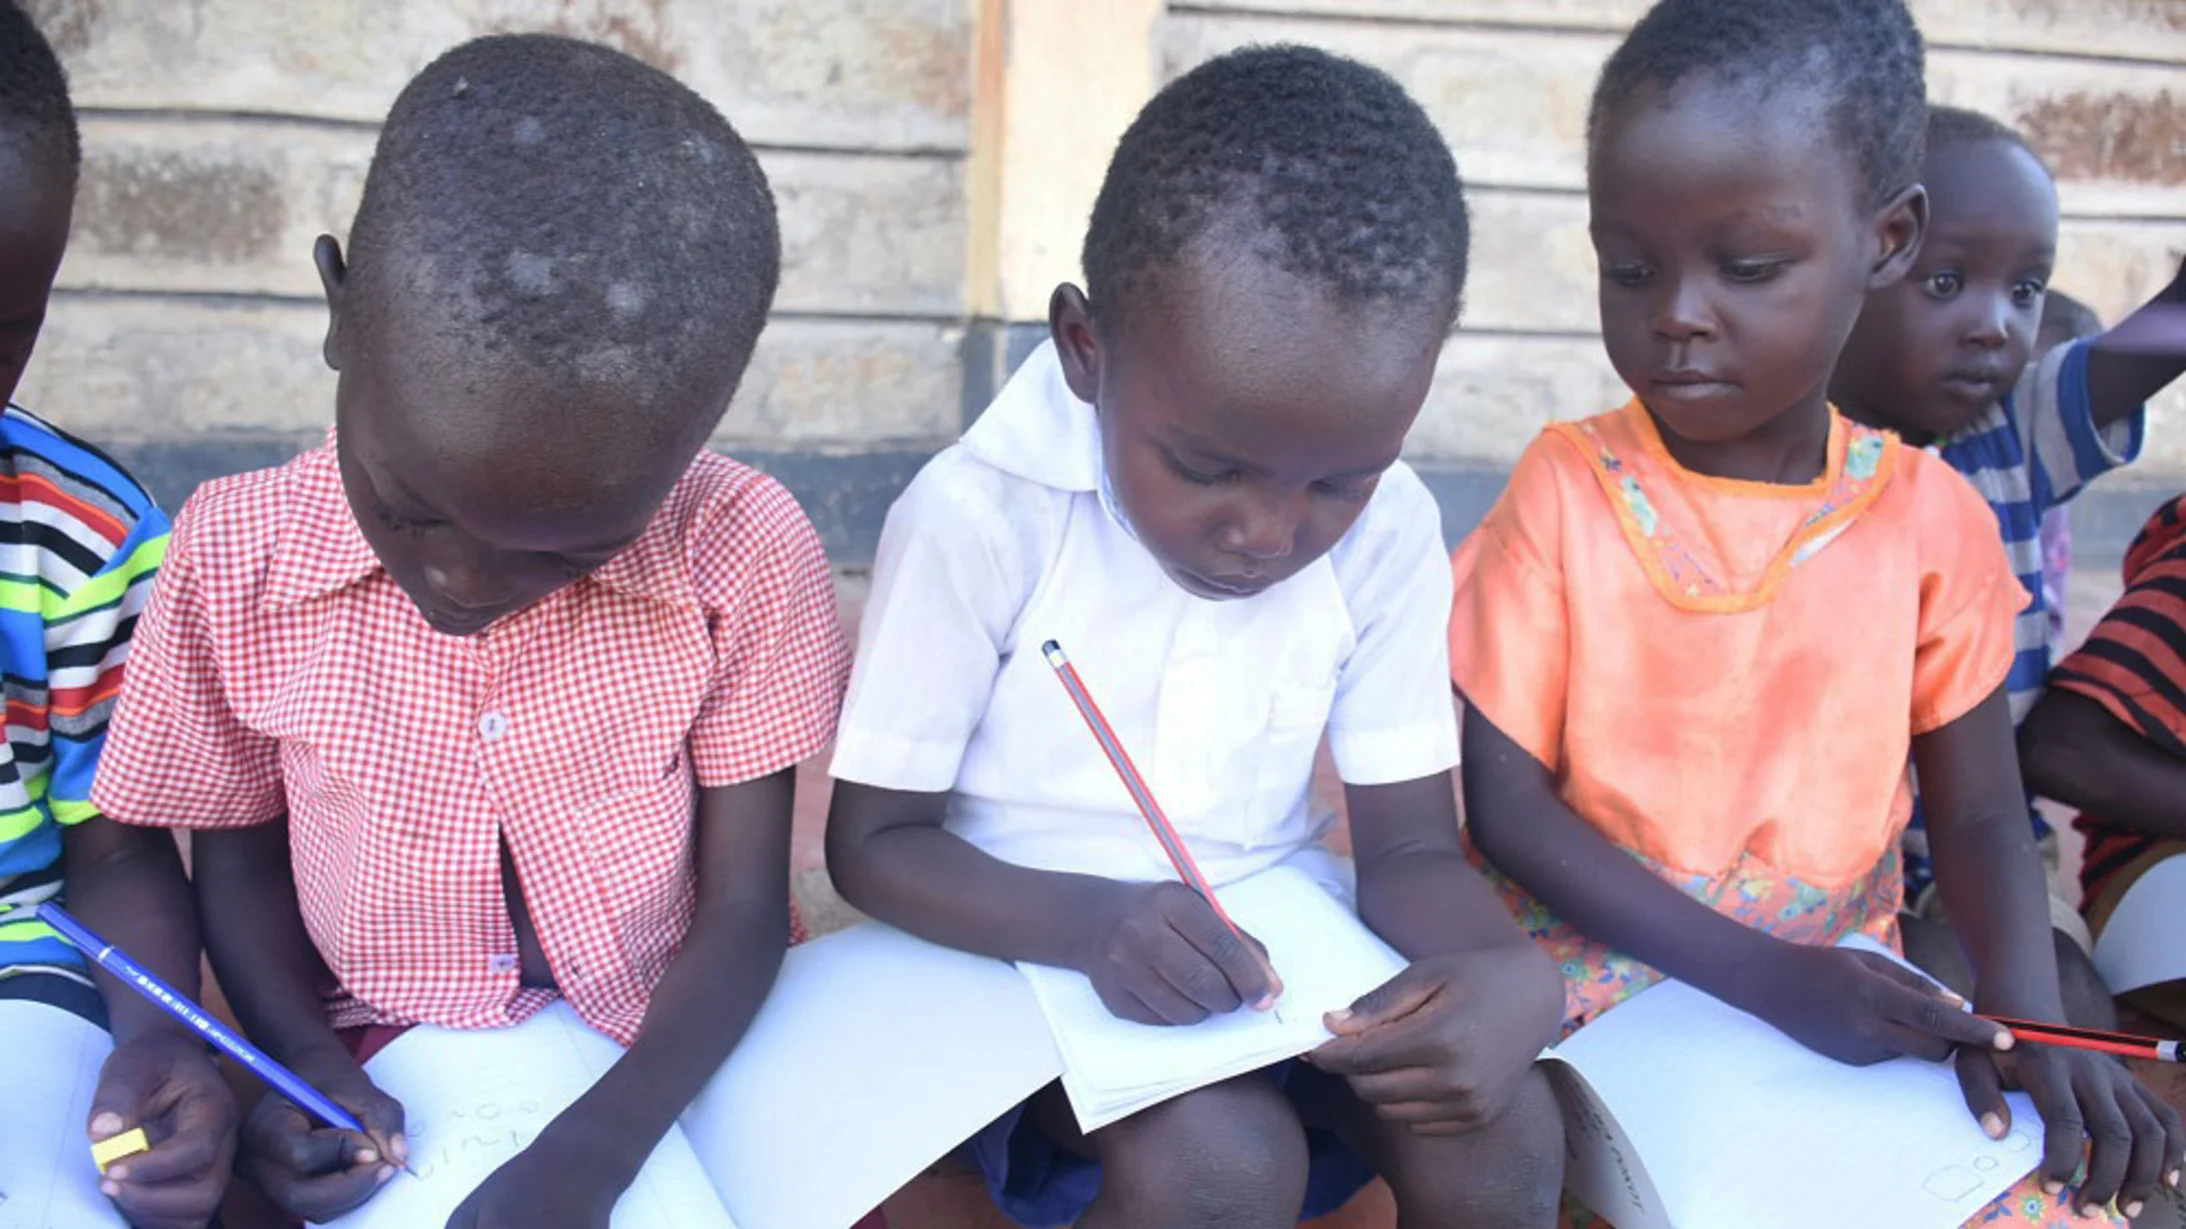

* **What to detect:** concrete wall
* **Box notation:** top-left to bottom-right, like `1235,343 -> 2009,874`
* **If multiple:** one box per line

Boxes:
16,0 -> 2186,565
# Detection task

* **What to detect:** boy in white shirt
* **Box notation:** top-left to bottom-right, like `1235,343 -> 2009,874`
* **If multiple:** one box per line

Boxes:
826,46 -> 1563,1229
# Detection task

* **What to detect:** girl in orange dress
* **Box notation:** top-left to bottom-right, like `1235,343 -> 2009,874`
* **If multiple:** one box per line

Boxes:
1450,0 -> 2183,1224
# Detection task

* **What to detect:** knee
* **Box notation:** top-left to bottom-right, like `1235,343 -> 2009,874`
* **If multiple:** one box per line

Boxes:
1095,1079 -> 1309,1228
1384,1067 -> 1564,1229
2056,927 -> 2120,1031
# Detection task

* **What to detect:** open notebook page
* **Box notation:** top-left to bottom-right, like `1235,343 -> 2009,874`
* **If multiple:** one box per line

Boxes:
1016,863 -> 1408,1133
0,999 -> 126,1229
681,922 -> 1063,1229
326,1002 -> 735,1229
1549,934 -> 2042,1229
2093,854 -> 2186,993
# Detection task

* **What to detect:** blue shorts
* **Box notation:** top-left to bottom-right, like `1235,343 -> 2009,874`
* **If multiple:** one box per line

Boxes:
963,1059 -> 1377,1226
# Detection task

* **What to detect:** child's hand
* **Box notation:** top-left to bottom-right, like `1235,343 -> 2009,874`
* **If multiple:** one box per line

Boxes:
1956,1038 -> 2185,1220
1751,944 -> 2010,1065
444,1131 -> 624,1229
1082,880 -> 1282,1025
87,1029 -> 239,1229
1305,943 -> 1561,1135
238,1060 -> 408,1223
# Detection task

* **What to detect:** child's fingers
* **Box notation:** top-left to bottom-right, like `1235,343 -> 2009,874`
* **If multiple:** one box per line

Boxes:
2116,1083 -> 2170,1217
1327,965 -> 1440,1036
1132,973 -> 1215,1026
1872,976 -> 2008,1055
346,1089 -> 409,1167
2019,1057 -> 2091,1196
102,1123 -> 220,1186
1953,1046 -> 2013,1141
1310,1012 -> 1440,1076
1156,889 -> 1276,1006
2074,1079 -> 2137,1218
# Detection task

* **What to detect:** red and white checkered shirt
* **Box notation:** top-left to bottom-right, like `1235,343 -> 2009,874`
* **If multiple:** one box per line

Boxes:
94,441 -> 848,1044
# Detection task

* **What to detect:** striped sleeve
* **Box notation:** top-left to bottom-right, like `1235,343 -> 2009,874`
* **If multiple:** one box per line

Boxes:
2014,338 -> 2145,510
2048,498 -> 2186,756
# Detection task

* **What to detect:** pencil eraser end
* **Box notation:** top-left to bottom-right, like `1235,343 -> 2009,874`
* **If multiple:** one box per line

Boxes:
91,1127 -> 150,1173
1041,640 -> 1065,666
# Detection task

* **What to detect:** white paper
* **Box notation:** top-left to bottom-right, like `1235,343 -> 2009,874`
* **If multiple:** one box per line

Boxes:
1016,863 -> 1408,1133
1549,936 -> 2042,1229
1537,1049 -> 1671,1229
0,999 -> 127,1229
2093,854 -> 2186,993
326,1002 -> 737,1229
681,922 -> 1062,1229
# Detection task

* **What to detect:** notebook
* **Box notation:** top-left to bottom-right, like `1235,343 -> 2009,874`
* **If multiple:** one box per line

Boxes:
0,998 -> 128,1229
2091,854 -> 2186,993
1015,863 -> 1408,1131
1541,934 -> 2046,1229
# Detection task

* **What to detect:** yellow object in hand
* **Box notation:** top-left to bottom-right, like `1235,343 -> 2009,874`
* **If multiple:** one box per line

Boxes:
90,1127 -> 150,1174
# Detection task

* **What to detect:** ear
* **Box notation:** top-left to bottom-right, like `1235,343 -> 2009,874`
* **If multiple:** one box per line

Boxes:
315,234 -> 350,373
1867,183 -> 1927,292
1048,283 -> 1102,407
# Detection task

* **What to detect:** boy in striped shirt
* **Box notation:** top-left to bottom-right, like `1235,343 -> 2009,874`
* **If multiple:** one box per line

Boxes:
1832,105 -> 2186,1014
0,2 -> 236,1225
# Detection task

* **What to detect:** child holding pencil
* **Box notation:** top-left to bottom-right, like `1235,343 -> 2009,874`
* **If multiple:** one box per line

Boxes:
827,46 -> 1564,1229
89,35 -> 848,1229
0,4 -> 236,1225
1452,0 -> 2182,1224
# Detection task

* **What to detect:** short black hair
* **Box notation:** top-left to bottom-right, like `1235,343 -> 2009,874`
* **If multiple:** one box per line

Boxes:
0,0 -> 78,174
1082,44 -> 1468,330
347,34 -> 779,427
1926,104 -> 2047,171
1589,0 -> 1926,209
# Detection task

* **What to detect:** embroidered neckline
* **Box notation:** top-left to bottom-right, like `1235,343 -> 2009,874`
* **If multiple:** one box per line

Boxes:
1551,401 -> 1899,613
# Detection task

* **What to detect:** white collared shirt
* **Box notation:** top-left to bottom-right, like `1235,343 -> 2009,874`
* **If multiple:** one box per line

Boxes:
831,342 -> 1459,887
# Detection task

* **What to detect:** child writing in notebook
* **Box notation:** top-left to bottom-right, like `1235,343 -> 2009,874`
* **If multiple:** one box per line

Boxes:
0,4 -> 236,1225
88,35 -> 848,1229
828,45 -> 1565,1229
1452,0 -> 2184,1224
1829,107 -> 2186,1001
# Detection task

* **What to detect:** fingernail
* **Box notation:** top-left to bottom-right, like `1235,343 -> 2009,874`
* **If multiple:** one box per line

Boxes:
2169,1168 -> 2181,1188
1327,1008 -> 1352,1024
1995,1031 -> 2016,1051
1254,995 -> 1275,1011
1981,1113 -> 2005,1139
2127,1201 -> 2145,1219
100,1180 -> 121,1197
393,1134 -> 410,1163
2046,1180 -> 2066,1195
1943,990 -> 1967,1006
356,1148 -> 380,1165
89,1111 -> 124,1138
377,1165 -> 395,1184
106,1165 -> 129,1182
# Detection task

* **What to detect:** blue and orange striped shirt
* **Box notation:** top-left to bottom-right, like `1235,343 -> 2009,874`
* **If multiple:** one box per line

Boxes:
0,405 -> 168,983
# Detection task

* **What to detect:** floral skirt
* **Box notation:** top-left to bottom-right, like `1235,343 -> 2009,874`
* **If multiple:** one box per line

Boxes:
1470,840 -> 2123,1229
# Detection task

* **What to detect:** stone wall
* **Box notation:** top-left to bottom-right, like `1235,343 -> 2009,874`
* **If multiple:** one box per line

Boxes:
15,0 -> 2186,564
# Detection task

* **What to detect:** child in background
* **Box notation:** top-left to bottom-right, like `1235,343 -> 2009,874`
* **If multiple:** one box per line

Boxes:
1831,108 -> 2186,949
828,46 -> 1564,1229
0,3 -> 236,1224
2023,497 -> 2186,1034
2033,292 -> 2106,645
1453,0 -> 2182,1224
89,36 -> 848,1229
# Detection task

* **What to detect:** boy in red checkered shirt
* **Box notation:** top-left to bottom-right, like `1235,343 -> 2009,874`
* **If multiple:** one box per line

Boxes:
91,35 -> 849,1229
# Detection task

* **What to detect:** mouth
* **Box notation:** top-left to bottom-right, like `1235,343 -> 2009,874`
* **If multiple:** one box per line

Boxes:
1176,568 -> 1274,600
1939,370 -> 2009,403
1646,371 -> 1737,402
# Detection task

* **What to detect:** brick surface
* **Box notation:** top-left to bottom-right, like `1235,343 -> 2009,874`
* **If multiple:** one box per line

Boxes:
17,302 -> 965,448
28,0 -> 972,152
60,119 -> 965,317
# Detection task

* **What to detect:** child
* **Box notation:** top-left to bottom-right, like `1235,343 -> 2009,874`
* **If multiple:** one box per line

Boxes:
827,46 -> 1565,1229
2023,496 -> 2186,1034
0,4 -> 236,1225
1831,107 -> 2186,934
89,35 -> 849,1228
1453,0 -> 2183,1224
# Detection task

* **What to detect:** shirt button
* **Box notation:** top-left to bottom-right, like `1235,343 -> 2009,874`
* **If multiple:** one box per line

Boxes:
478,711 -> 510,741
487,953 -> 518,974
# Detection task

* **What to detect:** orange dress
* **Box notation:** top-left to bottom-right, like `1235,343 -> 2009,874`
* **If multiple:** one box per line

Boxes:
1452,402 -> 2111,1229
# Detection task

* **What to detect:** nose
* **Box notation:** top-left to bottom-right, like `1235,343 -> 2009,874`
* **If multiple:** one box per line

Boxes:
1963,293 -> 2011,349
1651,273 -> 1716,342
1216,490 -> 1303,562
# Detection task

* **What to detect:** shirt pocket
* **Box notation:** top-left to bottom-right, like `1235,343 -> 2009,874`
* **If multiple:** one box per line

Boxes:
583,748 -> 700,957
1241,675 -> 1338,848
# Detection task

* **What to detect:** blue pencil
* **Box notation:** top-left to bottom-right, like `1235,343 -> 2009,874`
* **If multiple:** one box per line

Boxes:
38,901 -> 412,1173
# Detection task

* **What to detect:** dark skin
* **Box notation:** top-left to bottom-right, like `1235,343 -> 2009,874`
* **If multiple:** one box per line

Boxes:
1835,136 -> 2186,444
2023,690 -> 2186,844
828,245 -> 1566,1228
198,233 -> 796,1229
1,142 -> 239,1228
1476,77 -> 2186,1220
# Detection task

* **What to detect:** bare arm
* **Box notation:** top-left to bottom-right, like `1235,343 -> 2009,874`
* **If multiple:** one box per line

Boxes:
2086,258 -> 2186,429
2021,689 -> 2186,841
